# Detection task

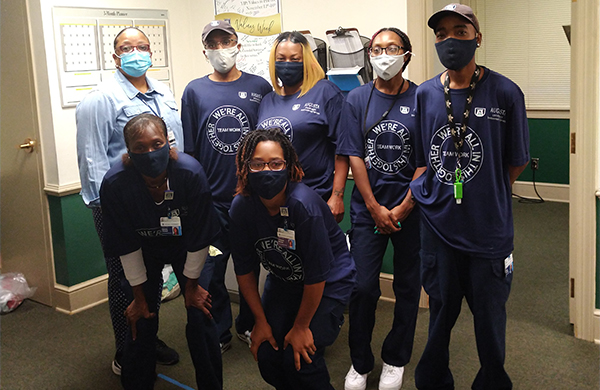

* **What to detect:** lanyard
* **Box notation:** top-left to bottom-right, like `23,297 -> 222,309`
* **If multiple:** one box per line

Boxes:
363,78 -> 405,137
443,66 -> 480,153
137,93 -> 162,118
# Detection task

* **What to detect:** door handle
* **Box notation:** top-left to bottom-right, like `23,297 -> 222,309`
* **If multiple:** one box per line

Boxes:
19,138 -> 35,153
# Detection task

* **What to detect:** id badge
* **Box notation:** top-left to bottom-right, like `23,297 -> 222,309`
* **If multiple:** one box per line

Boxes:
364,156 -> 372,170
161,216 -> 182,236
277,227 -> 296,250
167,129 -> 176,147
504,253 -> 514,277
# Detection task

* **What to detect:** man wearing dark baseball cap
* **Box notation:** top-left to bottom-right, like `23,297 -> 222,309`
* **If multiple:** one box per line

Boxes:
182,20 -> 272,355
410,4 -> 529,390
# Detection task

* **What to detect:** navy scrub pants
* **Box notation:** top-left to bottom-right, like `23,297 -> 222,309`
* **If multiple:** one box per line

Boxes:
199,204 -> 258,344
347,209 -> 421,374
256,276 -> 346,390
415,221 -> 513,390
121,250 -> 222,390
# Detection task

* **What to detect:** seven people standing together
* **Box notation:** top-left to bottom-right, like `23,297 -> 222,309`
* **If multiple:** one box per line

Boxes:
77,4 -> 528,389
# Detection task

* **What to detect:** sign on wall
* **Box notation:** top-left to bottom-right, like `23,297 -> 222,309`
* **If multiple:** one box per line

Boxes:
214,0 -> 282,81
52,7 -> 172,108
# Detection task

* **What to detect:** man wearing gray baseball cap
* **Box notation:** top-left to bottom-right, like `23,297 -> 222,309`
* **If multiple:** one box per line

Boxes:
410,4 -> 529,390
182,19 -> 272,355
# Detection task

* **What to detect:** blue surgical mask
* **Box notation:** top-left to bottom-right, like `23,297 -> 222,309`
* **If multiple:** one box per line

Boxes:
118,50 -> 152,78
275,62 -> 304,87
128,143 -> 170,178
435,37 -> 478,71
248,170 -> 288,200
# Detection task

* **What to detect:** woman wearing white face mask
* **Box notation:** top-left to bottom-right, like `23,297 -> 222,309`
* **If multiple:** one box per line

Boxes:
337,28 -> 424,390
181,20 -> 272,355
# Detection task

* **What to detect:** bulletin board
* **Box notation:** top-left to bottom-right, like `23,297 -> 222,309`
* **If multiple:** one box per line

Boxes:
52,7 -> 172,108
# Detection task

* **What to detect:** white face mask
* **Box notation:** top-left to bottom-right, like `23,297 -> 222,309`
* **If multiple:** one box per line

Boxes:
370,52 -> 409,81
205,46 -> 239,74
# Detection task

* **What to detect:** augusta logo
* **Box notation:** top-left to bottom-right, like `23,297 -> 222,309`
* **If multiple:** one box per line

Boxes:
255,237 -> 304,282
429,123 -> 484,184
238,91 -> 247,99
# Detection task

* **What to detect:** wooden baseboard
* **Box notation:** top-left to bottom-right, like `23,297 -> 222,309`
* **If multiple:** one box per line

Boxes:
512,181 -> 569,203
54,274 -> 108,314
379,273 -> 429,308
594,309 -> 600,344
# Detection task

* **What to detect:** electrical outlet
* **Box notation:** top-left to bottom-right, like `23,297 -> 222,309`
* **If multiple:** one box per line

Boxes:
531,158 -> 539,170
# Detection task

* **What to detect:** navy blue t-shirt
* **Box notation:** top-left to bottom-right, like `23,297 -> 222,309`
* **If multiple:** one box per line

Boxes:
338,81 -> 419,225
229,182 -> 356,302
410,67 -> 529,258
257,79 -> 344,197
181,72 -> 272,208
100,153 -> 220,259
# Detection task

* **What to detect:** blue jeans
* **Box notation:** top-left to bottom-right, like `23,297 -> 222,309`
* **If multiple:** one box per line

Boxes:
120,250 -> 222,390
415,221 -> 513,390
347,209 -> 421,373
256,276 -> 346,390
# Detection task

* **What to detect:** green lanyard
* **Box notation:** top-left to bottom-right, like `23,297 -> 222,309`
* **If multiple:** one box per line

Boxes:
443,66 -> 480,205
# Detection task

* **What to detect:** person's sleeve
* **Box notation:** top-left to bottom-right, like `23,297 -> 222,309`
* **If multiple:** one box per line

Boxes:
324,83 -> 345,153
505,85 -> 530,167
76,92 -> 116,207
181,85 -> 198,157
412,89 -> 426,168
99,175 -> 141,258
120,249 -> 147,286
161,87 -> 185,151
295,208 -> 333,285
183,163 -> 221,252
337,96 -> 364,158
229,198 -> 261,276
183,247 -> 209,280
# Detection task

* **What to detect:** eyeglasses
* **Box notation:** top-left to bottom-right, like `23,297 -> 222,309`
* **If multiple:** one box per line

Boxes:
118,44 -> 151,53
248,159 -> 287,172
205,39 -> 238,50
369,45 -> 403,57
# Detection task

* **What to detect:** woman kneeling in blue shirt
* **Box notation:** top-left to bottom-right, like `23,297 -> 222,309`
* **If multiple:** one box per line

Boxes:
100,113 -> 222,389
229,128 -> 356,390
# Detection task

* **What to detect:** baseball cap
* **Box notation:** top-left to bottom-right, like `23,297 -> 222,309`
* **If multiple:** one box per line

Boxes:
428,3 -> 480,33
202,20 -> 236,42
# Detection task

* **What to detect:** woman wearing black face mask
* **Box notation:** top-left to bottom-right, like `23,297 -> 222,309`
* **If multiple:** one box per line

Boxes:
257,31 -> 349,224
99,113 -> 223,390
229,128 -> 356,390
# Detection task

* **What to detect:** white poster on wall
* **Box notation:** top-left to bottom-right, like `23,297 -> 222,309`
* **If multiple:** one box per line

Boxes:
214,0 -> 281,82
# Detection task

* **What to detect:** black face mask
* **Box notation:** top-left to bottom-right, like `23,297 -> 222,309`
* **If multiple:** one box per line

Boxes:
435,37 -> 478,71
275,62 -> 304,86
248,170 -> 288,200
128,143 -> 170,178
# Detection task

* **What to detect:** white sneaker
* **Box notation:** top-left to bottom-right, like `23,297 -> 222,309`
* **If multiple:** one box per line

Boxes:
237,330 -> 252,347
378,363 -> 404,390
345,365 -> 370,390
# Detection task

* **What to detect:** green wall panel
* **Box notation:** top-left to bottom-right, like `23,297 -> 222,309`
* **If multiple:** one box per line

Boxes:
518,118 -> 569,185
48,194 -> 106,286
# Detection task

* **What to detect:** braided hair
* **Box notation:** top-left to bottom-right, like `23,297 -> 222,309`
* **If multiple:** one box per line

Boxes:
235,128 -> 304,196
121,113 -> 178,165
369,27 -> 413,72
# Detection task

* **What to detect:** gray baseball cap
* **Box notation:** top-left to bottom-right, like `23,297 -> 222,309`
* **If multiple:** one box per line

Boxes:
428,3 -> 480,33
202,20 -> 236,42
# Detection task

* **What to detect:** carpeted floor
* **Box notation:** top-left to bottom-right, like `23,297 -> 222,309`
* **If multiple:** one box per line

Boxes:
1,200 -> 598,389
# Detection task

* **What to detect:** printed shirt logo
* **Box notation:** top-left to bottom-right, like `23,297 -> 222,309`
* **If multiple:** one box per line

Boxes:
239,91 -> 247,99
474,107 -> 486,117
255,237 -> 304,282
365,120 -> 412,175
292,104 -> 301,111
206,105 -> 250,155
257,117 -> 294,141
429,123 -> 484,184
399,106 -> 410,114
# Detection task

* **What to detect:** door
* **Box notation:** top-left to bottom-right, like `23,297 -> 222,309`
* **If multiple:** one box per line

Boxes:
1,0 -> 54,306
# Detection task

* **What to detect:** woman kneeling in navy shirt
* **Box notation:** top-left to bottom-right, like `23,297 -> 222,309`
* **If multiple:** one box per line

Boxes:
100,113 -> 222,389
229,128 -> 356,390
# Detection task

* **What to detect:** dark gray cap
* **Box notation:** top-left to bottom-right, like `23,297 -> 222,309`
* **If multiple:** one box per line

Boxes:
428,3 -> 480,33
202,20 -> 236,42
